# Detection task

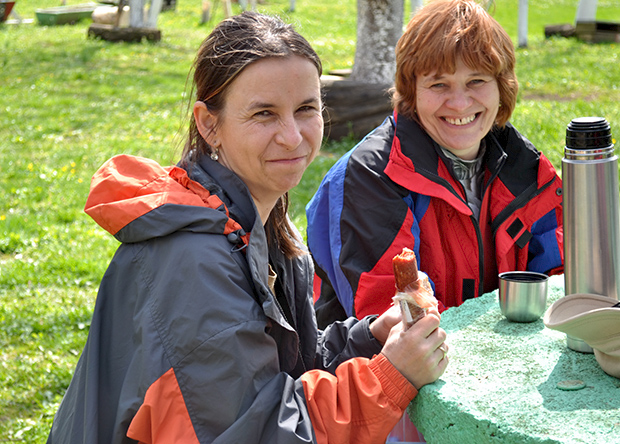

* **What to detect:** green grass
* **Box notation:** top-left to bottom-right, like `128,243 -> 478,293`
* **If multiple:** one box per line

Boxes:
1,0 -> 619,441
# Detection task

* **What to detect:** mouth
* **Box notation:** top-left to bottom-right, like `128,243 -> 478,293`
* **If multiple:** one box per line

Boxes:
444,113 -> 479,126
268,155 -> 307,164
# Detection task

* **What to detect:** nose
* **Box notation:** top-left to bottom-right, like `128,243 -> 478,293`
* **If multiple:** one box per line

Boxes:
446,87 -> 473,111
276,116 -> 303,149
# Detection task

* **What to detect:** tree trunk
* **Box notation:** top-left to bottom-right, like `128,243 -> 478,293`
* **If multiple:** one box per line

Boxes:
350,0 -> 404,84
322,0 -> 404,140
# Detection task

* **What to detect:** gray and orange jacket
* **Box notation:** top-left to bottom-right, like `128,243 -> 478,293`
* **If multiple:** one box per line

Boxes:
47,154 -> 416,444
307,114 -> 563,327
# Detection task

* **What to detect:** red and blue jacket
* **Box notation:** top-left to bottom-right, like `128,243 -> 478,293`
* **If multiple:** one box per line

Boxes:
307,113 -> 563,327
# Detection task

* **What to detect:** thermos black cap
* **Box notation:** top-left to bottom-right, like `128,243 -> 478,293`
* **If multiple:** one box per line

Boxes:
566,117 -> 613,149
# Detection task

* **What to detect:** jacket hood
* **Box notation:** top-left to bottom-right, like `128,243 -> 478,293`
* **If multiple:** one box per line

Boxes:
84,154 -> 249,245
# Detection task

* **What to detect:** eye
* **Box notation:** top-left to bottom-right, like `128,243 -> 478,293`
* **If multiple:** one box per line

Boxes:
469,75 -> 494,87
253,110 -> 274,119
298,104 -> 319,114
429,82 -> 447,90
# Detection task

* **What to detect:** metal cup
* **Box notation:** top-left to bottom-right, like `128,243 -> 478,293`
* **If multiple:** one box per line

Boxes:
499,271 -> 549,322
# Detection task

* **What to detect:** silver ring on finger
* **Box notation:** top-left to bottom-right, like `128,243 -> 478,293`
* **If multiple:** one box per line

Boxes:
439,344 -> 448,360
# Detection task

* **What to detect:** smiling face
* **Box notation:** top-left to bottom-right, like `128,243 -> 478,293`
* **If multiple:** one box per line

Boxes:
415,58 -> 500,160
194,55 -> 323,221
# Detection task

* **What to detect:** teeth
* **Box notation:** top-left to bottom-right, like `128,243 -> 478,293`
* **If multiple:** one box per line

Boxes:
445,115 -> 476,125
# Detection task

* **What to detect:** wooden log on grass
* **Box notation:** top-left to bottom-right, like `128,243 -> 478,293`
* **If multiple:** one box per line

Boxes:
87,23 -> 162,42
321,76 -> 393,141
544,23 -> 576,38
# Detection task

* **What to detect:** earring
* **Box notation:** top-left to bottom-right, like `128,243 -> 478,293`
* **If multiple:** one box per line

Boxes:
210,149 -> 219,161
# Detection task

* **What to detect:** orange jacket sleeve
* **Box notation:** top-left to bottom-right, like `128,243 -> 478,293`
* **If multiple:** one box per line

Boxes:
301,353 -> 417,444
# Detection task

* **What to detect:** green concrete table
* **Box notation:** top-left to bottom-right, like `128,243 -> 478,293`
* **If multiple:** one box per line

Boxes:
408,275 -> 620,444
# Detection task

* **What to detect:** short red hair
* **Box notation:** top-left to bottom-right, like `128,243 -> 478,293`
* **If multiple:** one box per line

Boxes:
392,0 -> 518,128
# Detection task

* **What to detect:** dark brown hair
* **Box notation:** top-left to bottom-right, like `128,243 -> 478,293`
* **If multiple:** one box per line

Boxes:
392,0 -> 517,127
182,12 -> 322,257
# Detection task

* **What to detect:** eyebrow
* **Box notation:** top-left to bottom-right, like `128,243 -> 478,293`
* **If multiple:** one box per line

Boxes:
248,96 -> 321,111
424,71 -> 492,81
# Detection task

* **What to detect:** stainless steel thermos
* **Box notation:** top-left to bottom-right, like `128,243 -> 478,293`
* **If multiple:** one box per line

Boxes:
563,117 -> 620,353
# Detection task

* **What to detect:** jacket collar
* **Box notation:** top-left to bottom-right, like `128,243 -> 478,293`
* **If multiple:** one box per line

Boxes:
192,155 -> 257,234
385,113 -> 476,214
386,112 -> 560,224
191,155 -> 298,338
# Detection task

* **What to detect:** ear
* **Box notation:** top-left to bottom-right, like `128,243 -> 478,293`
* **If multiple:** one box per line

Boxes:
193,101 -> 219,147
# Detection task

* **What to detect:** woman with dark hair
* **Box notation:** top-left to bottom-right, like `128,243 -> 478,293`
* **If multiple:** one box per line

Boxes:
307,0 -> 564,328
46,12 -> 448,444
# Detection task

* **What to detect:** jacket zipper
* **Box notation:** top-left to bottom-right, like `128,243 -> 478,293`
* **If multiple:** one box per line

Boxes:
471,215 -> 485,297
272,290 -> 308,374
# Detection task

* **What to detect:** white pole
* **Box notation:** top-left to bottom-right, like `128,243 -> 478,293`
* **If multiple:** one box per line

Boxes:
129,0 -> 144,27
575,0 -> 597,22
224,0 -> 232,17
518,0 -> 528,48
145,0 -> 162,28
411,0 -> 423,14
